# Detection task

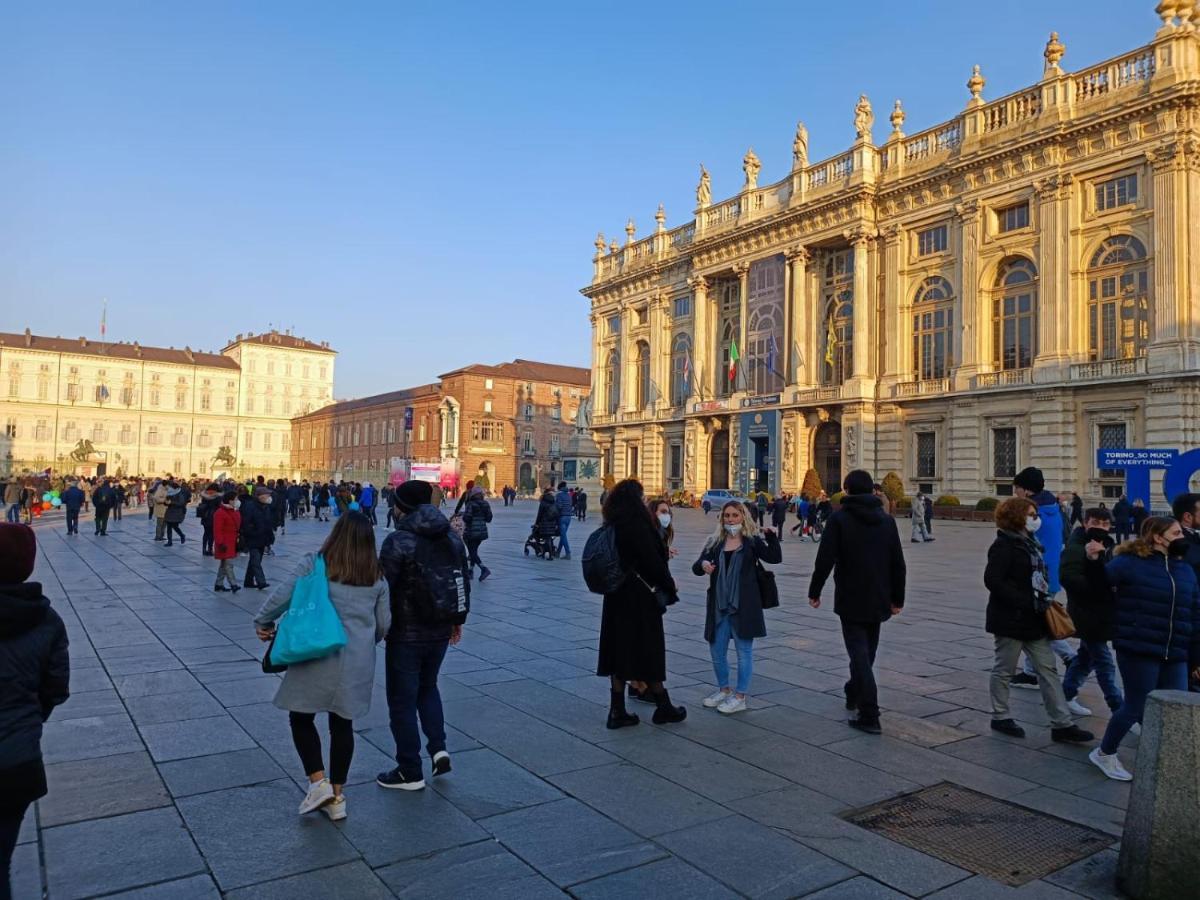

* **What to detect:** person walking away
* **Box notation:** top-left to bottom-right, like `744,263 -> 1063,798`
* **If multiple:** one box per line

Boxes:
770,493 -> 788,540
212,491 -> 242,593
241,486 -> 275,590
112,481 -> 125,522
535,490 -> 560,558
596,479 -> 685,728
755,491 -> 768,528
254,512 -> 390,820
197,483 -> 222,556
316,482 -> 331,523
1129,498 -> 1148,537
1060,508 -> 1123,717
923,494 -> 934,536
0,523 -> 70,900
694,500 -> 782,715
1011,467 -> 1074,687
359,482 -> 376,526
791,494 -> 809,537
151,480 -> 169,540
376,480 -> 469,791
286,481 -> 302,521
3,480 -> 20,524
1089,517 -> 1200,780
982,497 -> 1093,744
462,486 -> 493,581
163,482 -> 187,546
270,480 -> 287,545
555,481 -> 574,560
92,479 -> 117,536
910,491 -> 933,543
1112,496 -> 1132,544
1070,492 -> 1084,528
808,470 -> 906,734
576,489 -> 588,521
61,481 -> 84,536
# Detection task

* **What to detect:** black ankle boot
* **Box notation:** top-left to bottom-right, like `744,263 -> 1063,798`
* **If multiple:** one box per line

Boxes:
606,690 -> 639,729
650,688 -> 687,725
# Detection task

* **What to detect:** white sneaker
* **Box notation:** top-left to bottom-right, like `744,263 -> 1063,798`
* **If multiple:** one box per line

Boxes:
1130,723 -> 1142,736
1067,698 -> 1092,717
321,796 -> 346,821
717,694 -> 747,715
703,689 -> 732,709
1089,747 -> 1133,782
299,778 -> 335,814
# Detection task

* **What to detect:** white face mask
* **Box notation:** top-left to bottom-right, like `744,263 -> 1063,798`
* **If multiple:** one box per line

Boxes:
724,523 -> 743,536
1026,515 -> 1042,533
657,513 -> 672,528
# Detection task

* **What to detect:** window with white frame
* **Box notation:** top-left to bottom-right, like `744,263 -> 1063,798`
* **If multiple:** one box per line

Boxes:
1095,174 -> 1137,212
916,432 -> 937,478
484,378 -> 493,390
522,431 -> 533,454
483,399 -> 492,414
673,295 -> 691,318
916,225 -> 948,256
997,202 -> 1030,233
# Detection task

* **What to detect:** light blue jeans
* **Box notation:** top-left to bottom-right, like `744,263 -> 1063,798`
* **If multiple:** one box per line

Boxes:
710,614 -> 754,694
558,516 -> 572,556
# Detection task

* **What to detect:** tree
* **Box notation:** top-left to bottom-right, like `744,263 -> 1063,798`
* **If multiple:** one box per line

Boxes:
880,471 -> 906,505
801,468 -> 823,499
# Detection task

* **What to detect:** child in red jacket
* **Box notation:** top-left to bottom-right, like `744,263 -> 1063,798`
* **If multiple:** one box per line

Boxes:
213,491 -> 242,593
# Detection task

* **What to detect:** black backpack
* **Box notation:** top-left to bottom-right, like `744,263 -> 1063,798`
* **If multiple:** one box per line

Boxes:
410,533 -> 471,625
582,524 -> 627,594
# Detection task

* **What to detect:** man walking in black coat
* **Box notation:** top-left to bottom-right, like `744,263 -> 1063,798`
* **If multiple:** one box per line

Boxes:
92,479 -> 117,536
240,487 -> 274,590
1060,507 -> 1122,715
808,469 -> 906,735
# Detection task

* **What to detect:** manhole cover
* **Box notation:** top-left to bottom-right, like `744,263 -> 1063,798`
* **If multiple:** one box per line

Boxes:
844,782 -> 1112,886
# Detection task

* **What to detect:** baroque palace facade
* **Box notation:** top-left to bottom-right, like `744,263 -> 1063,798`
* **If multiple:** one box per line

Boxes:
290,359 -> 590,492
0,328 -> 334,478
583,4 -> 1200,505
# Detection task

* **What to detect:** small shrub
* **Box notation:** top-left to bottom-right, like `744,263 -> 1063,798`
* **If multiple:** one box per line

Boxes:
934,495 -> 961,506
975,497 -> 999,512
801,468 -> 824,499
880,471 -> 906,504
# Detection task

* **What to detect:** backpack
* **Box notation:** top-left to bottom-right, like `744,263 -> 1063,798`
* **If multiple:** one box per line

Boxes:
582,524 -> 627,594
410,533 -> 470,625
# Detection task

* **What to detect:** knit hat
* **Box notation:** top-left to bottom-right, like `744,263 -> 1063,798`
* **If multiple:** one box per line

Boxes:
1013,466 -> 1045,494
253,485 -> 272,499
0,523 -> 37,583
394,480 -> 432,512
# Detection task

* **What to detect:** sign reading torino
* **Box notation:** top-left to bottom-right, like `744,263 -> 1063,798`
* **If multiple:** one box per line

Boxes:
1095,448 -> 1200,510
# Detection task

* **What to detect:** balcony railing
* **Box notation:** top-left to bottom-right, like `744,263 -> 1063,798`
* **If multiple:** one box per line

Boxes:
973,369 -> 1031,390
793,385 -> 843,404
1072,47 -> 1156,104
894,378 -> 950,398
1070,356 -> 1147,381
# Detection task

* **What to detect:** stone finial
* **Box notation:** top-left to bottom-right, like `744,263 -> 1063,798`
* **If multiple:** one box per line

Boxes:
1179,0 -> 1195,29
742,147 -> 761,190
853,94 -> 874,140
624,218 -> 636,244
594,232 -> 606,255
1155,1 -> 1186,29
967,65 -> 986,102
890,100 -> 906,137
1043,32 -> 1065,72
655,204 -> 666,231
609,239 -> 619,255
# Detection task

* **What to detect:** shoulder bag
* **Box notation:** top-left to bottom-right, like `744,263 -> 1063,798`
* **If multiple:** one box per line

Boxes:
1044,599 -> 1075,640
270,555 -> 348,665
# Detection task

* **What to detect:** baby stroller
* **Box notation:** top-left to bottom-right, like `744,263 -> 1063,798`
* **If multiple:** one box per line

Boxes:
525,498 -> 561,559
523,523 -> 557,559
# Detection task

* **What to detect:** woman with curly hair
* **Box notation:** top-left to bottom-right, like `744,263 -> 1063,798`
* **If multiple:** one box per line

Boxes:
984,496 -> 1093,744
596,479 -> 685,728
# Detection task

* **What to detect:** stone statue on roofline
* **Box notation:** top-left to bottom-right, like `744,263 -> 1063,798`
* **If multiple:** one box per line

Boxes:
696,165 -> 711,207
792,121 -> 808,169
742,148 -> 761,190
854,94 -> 874,141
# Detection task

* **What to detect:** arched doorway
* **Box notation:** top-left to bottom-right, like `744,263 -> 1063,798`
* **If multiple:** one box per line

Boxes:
813,422 -> 842,494
709,430 -> 729,490
518,462 -> 534,493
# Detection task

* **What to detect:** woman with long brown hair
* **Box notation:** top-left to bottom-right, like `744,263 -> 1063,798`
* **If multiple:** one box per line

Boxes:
254,511 -> 390,821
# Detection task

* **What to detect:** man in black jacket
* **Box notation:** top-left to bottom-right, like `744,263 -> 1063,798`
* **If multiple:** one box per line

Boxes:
92,478 -> 117,536
808,469 -> 906,735
239,487 -> 274,590
1060,508 -> 1123,715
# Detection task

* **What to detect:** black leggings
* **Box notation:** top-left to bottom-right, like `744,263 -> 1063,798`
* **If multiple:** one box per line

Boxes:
165,523 -> 185,544
1,802 -> 31,900
289,712 -> 354,785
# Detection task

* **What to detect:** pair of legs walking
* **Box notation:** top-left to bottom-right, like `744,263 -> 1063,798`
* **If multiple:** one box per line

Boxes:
164,522 -> 184,545
214,559 -> 239,591
383,640 -> 450,786
65,508 -> 79,534
465,538 -> 489,579
244,548 -> 267,589
94,509 -> 110,535
991,636 -> 1074,733
841,619 -> 881,724
1062,639 -> 1123,711
557,516 -> 571,557
290,711 -> 353,789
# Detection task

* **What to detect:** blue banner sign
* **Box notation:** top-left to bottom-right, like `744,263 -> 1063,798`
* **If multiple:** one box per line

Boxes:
1094,448 -> 1200,511
1096,449 -> 1177,468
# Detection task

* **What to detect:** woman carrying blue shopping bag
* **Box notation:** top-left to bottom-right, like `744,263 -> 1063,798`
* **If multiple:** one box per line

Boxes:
254,512 -> 390,821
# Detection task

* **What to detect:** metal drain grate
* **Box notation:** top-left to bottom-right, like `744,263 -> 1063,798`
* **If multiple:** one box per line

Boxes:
844,782 -> 1113,886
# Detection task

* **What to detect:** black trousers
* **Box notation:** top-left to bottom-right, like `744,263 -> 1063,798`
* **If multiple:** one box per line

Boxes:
165,522 -> 185,544
65,508 -> 79,534
0,801 -> 31,900
94,509 -> 110,534
289,712 -> 354,785
202,521 -> 214,554
244,548 -> 267,588
465,537 -> 484,571
840,619 -> 882,722
112,503 -> 122,521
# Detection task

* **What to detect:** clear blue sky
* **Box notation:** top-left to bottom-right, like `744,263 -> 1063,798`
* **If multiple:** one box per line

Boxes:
2,0 -> 1156,398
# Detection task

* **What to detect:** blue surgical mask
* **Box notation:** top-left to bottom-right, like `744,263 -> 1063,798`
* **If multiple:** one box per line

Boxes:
724,523 -> 742,536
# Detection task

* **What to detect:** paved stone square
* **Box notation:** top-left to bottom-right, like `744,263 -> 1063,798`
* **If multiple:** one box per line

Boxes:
18,501 -> 1133,899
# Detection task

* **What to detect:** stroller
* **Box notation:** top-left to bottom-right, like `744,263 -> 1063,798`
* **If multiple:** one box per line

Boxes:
524,497 -> 560,559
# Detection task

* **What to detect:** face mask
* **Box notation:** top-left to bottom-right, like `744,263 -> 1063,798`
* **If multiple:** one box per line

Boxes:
1025,516 -> 1041,533
1167,537 -> 1189,558
657,513 -> 672,528
1086,528 -> 1110,544
724,523 -> 743,536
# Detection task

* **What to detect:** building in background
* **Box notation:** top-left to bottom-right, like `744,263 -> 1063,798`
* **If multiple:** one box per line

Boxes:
290,359 -> 591,492
0,328 -> 335,478
583,5 -> 1200,504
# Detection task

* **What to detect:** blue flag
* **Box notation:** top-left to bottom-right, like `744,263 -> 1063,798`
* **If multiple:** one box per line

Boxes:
766,334 -> 781,376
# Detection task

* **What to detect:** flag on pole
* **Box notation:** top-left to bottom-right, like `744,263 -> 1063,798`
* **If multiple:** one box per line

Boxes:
99,384 -> 110,402
100,300 -> 107,338
728,340 -> 740,384
766,333 -> 781,377
682,346 -> 692,397
824,317 -> 837,368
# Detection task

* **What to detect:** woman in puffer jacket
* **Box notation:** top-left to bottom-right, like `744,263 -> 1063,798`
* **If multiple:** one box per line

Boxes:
1089,516 -> 1200,782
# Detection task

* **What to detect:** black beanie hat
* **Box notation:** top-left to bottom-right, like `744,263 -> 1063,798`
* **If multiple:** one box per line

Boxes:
1013,466 -> 1045,494
394,480 -> 432,512
0,523 -> 37,583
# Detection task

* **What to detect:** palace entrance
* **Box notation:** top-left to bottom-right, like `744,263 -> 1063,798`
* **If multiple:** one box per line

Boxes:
709,430 -> 729,489
813,422 -> 842,494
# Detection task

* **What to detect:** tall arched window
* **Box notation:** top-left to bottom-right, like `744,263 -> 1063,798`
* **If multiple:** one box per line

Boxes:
1088,235 -> 1150,361
912,276 -> 955,380
993,257 -> 1038,371
670,333 -> 691,407
821,249 -> 854,385
635,341 -> 651,410
605,349 -> 621,414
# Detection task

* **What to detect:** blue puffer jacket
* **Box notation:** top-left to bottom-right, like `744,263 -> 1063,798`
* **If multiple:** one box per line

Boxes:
555,490 -> 574,518
1030,490 -> 1065,594
1106,551 -> 1200,665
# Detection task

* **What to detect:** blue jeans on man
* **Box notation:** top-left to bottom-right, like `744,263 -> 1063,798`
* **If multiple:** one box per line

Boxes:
557,516 -> 572,558
385,640 -> 450,778
1062,639 -> 1123,710
6,502 -> 18,523
709,614 -> 754,694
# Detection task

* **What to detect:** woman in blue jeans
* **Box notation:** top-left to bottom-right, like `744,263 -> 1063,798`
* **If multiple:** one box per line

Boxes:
693,501 -> 781,715
1090,517 -> 1200,781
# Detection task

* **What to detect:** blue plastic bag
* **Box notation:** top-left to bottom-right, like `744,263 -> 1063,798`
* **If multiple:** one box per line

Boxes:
271,555 -> 347,665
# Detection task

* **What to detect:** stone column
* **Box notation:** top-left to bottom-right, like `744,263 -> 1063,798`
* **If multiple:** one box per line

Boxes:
649,293 -> 668,413
1034,174 -> 1074,380
733,262 -> 750,393
619,306 -> 635,415
954,199 -> 984,388
1117,690 -> 1200,899
688,275 -> 709,404
1148,141 -> 1200,373
880,224 -> 905,390
847,228 -> 874,384
785,246 -> 810,388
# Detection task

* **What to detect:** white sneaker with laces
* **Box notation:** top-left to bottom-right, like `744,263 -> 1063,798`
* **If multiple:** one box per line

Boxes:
703,689 -> 732,709
1067,698 -> 1092,717
299,778 -> 335,814
1130,723 -> 1142,736
1088,747 -> 1133,782
717,694 -> 747,715
321,796 -> 347,821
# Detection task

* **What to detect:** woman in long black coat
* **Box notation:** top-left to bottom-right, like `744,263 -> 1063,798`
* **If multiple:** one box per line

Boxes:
596,479 -> 685,729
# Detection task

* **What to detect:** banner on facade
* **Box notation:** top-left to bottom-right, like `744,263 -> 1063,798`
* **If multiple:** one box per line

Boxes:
1096,449 -> 1178,468
388,457 -> 409,486
404,407 -> 413,431
692,399 -> 729,413
411,463 -> 440,483
741,393 -> 781,409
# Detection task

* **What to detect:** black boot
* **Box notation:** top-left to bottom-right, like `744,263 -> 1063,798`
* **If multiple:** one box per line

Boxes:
607,690 -> 639,730
650,687 -> 687,725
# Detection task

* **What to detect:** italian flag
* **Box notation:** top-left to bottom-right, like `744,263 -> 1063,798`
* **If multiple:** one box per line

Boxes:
728,340 -> 740,384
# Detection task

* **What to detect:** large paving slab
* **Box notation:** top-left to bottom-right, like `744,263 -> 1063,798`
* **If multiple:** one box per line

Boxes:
19,499 -> 1131,897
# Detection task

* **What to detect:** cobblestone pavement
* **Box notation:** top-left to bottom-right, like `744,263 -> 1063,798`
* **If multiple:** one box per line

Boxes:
16,501 -> 1133,899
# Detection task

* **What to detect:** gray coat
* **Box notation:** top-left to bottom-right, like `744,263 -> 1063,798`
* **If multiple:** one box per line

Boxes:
253,552 -> 390,721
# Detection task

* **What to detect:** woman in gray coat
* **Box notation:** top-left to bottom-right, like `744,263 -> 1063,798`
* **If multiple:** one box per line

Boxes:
254,512 -> 389,822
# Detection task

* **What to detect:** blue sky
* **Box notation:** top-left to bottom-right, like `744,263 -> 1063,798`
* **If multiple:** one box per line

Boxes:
2,0 -> 1157,398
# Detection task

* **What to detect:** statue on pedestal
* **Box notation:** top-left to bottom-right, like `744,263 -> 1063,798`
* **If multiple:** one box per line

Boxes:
696,165 -> 711,207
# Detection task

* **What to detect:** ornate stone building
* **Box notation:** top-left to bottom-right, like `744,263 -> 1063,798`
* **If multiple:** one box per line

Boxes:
583,4 -> 1200,505
290,359 -> 591,491
0,328 -> 335,478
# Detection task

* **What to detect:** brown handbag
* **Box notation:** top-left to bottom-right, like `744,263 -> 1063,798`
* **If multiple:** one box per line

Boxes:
1044,600 -> 1076,640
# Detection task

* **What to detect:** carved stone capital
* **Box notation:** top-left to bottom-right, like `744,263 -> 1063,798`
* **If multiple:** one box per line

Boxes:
687,274 -> 709,292
784,245 -> 811,264
731,261 -> 750,277
953,198 -> 981,220
881,223 -> 902,243
843,225 -> 875,247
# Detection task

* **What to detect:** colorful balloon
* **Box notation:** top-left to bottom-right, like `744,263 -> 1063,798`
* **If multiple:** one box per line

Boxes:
51,497 -> 62,507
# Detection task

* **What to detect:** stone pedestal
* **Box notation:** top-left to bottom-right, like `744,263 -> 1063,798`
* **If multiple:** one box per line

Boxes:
1117,690 -> 1200,899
